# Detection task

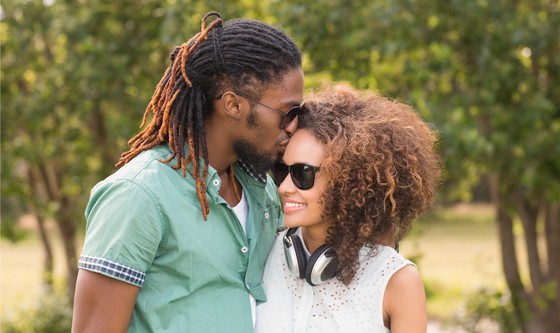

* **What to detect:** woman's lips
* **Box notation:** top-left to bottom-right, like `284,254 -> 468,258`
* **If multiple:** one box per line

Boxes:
283,199 -> 307,213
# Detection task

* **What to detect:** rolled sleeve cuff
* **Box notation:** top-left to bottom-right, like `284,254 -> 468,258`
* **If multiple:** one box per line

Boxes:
78,255 -> 146,287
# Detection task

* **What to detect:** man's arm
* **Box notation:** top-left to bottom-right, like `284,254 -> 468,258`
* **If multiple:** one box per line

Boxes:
72,269 -> 140,333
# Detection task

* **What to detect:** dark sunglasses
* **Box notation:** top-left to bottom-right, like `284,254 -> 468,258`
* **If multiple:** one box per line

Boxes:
272,162 -> 321,190
233,91 -> 304,129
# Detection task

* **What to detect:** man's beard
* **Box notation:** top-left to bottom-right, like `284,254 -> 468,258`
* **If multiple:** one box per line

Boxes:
233,139 -> 276,176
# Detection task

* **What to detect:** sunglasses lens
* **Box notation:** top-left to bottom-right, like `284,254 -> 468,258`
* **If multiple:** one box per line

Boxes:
273,163 -> 319,190
272,163 -> 289,186
291,164 -> 315,190
279,106 -> 302,129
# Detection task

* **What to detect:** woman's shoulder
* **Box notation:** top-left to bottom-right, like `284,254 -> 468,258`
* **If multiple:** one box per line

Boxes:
359,245 -> 413,268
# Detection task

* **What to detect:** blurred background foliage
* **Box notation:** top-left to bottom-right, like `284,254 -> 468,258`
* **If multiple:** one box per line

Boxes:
1,0 -> 559,332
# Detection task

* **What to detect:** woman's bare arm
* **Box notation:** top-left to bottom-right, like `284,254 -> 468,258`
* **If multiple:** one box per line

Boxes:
383,265 -> 427,333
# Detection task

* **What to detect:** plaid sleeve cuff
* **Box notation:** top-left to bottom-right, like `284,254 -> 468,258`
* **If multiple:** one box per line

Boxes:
78,255 -> 146,287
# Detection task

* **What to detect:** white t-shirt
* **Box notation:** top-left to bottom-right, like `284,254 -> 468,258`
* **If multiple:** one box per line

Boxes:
232,190 -> 249,233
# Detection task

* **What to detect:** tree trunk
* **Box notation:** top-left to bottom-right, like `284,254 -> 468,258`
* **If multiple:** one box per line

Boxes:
544,203 -> 560,291
89,100 -> 118,174
32,162 -> 80,302
57,196 -> 79,304
26,166 -> 55,289
490,175 -> 560,333
490,175 -> 529,331
543,203 -> 560,333
514,194 -> 542,292
35,214 -> 54,289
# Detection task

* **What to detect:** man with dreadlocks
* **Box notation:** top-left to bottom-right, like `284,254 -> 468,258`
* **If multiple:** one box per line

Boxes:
72,12 -> 303,332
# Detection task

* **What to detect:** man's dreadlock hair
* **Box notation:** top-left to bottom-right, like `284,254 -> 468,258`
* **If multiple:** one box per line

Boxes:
116,12 -> 302,220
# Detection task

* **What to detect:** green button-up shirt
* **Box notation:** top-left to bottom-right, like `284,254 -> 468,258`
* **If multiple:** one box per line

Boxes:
79,144 -> 282,332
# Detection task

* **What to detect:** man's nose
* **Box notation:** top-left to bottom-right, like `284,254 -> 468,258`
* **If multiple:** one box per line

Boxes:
284,116 -> 299,136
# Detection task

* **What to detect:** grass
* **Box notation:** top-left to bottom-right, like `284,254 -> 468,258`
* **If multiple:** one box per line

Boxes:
0,217 -> 68,314
1,204 -> 511,325
399,203 -> 503,322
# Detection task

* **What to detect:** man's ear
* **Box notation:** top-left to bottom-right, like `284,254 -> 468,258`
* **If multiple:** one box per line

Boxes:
219,91 -> 243,121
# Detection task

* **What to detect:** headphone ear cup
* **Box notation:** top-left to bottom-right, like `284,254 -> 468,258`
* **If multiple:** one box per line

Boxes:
283,229 -> 308,279
305,244 -> 338,286
290,235 -> 307,279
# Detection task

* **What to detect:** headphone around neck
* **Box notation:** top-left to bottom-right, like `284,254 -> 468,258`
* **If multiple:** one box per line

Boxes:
282,227 -> 339,286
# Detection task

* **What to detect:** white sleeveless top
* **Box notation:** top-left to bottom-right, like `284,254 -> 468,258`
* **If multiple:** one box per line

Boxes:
255,230 -> 413,333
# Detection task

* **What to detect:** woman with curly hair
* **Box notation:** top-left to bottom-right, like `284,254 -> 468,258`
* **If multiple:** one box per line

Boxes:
255,84 -> 441,333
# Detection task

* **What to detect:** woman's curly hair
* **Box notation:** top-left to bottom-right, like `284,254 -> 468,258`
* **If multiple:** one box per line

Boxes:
298,84 -> 442,285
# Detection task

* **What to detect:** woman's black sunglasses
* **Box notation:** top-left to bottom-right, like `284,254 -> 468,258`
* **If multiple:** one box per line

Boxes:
272,162 -> 321,190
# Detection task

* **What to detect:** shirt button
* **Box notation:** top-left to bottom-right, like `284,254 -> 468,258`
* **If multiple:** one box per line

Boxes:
241,246 -> 248,253
213,179 -> 220,186
264,212 -> 270,219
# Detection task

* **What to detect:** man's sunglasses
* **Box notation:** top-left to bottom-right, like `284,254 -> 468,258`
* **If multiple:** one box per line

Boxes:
231,91 -> 304,129
272,162 -> 321,190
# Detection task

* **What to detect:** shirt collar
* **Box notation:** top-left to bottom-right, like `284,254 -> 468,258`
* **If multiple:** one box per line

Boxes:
236,160 -> 267,184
